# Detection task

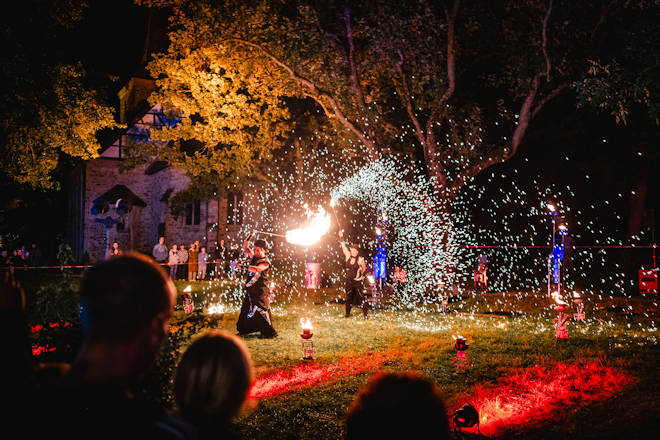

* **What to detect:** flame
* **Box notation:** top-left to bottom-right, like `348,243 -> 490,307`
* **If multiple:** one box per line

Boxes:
551,291 -> 567,305
286,206 -> 331,246
183,285 -> 192,293
300,317 -> 313,331
208,303 -> 225,314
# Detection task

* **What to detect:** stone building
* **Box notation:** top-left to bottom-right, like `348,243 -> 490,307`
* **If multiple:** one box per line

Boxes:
67,77 -> 252,263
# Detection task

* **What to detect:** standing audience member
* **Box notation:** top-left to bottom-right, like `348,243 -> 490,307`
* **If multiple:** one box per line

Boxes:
197,247 -> 209,281
36,253 -> 180,439
217,240 -> 227,278
228,244 -> 239,279
168,244 -> 179,280
29,243 -> 42,267
345,372 -> 450,440
171,330 -> 254,440
109,242 -> 122,258
177,244 -> 188,280
188,243 -> 198,281
152,237 -> 169,264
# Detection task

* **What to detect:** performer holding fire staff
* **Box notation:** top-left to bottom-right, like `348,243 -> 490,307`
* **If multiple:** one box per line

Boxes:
339,231 -> 368,318
236,230 -> 278,338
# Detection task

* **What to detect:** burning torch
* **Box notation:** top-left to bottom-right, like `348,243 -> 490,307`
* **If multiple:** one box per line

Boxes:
300,318 -> 314,361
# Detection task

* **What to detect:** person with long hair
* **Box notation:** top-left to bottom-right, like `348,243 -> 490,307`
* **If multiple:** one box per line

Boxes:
172,330 -> 254,439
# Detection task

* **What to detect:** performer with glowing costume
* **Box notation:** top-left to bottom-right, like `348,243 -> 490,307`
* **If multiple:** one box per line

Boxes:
339,230 -> 368,318
236,230 -> 277,338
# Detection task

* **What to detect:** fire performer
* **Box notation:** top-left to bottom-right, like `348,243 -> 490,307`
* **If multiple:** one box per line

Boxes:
236,230 -> 277,338
339,231 -> 368,318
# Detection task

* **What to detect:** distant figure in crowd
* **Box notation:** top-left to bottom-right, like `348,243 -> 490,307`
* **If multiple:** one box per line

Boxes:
338,231 -> 368,318
36,253 -> 178,439
177,244 -> 188,280
197,247 -> 208,281
171,330 -> 254,439
220,239 -> 228,277
109,242 -> 122,258
152,237 -> 168,264
345,372 -> 450,440
188,243 -> 199,281
168,244 -> 179,280
236,232 -> 277,338
228,244 -> 239,279
29,243 -> 42,267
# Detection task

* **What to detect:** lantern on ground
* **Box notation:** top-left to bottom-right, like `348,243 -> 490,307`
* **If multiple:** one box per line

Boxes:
205,302 -> 225,327
453,335 -> 471,373
453,403 -> 480,435
300,318 -> 314,361
367,274 -> 380,307
572,291 -> 585,321
553,295 -> 569,341
182,285 -> 194,314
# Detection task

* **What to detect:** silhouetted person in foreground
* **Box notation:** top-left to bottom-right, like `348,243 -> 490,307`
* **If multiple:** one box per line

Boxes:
37,253 -> 178,439
345,372 -> 450,440
167,330 -> 254,439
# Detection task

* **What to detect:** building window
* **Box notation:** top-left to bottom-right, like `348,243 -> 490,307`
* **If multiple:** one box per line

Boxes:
185,200 -> 201,225
227,191 -> 243,225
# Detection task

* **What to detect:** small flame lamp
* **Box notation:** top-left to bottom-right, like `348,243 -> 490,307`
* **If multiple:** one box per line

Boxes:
367,274 -> 380,307
453,335 -> 471,373
300,318 -> 314,361
205,302 -> 225,327
572,291 -> 585,321
553,297 -> 569,341
453,403 -> 480,435
182,285 -> 194,314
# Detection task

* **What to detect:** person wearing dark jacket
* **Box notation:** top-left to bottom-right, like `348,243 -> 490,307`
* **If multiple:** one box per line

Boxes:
236,232 -> 277,338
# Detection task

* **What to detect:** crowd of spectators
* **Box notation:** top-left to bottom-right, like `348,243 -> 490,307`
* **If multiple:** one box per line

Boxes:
2,253 -> 450,439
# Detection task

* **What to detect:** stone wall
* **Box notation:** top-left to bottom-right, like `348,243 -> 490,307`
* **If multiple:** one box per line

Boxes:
81,157 -> 263,263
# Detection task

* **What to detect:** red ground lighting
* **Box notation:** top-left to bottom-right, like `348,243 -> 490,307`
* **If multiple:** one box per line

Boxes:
248,351 -> 394,399
454,359 -> 636,436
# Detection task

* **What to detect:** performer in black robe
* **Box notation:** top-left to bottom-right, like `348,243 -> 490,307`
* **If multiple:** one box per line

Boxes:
236,232 -> 277,338
339,231 -> 368,318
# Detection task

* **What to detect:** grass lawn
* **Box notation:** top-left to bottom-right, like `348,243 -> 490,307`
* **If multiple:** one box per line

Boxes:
27,274 -> 660,439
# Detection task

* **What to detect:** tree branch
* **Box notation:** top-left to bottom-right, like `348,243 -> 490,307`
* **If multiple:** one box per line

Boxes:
394,50 -> 427,148
223,38 -> 380,160
426,0 -> 459,135
532,82 -> 568,118
542,0 -> 553,80
344,1 -> 367,111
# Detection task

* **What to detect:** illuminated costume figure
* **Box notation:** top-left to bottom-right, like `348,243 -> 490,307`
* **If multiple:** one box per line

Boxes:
237,233 -> 277,338
339,231 -> 368,318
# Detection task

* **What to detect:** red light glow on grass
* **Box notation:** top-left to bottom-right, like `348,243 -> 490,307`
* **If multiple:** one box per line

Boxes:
248,351 -> 394,399
454,359 -> 636,436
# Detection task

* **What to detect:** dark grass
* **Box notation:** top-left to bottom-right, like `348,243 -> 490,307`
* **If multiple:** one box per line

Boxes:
23,272 -> 660,439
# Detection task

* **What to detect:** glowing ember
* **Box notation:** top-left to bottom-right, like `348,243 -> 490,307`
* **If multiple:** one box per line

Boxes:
207,303 -> 225,314
286,206 -> 331,246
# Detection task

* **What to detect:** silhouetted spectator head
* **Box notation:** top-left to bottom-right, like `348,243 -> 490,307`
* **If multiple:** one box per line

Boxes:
345,372 -> 450,440
174,330 -> 254,430
78,253 -> 175,382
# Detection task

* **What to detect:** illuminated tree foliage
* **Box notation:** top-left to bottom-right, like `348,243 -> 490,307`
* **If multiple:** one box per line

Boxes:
135,0 -> 658,198
0,0 -> 118,190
